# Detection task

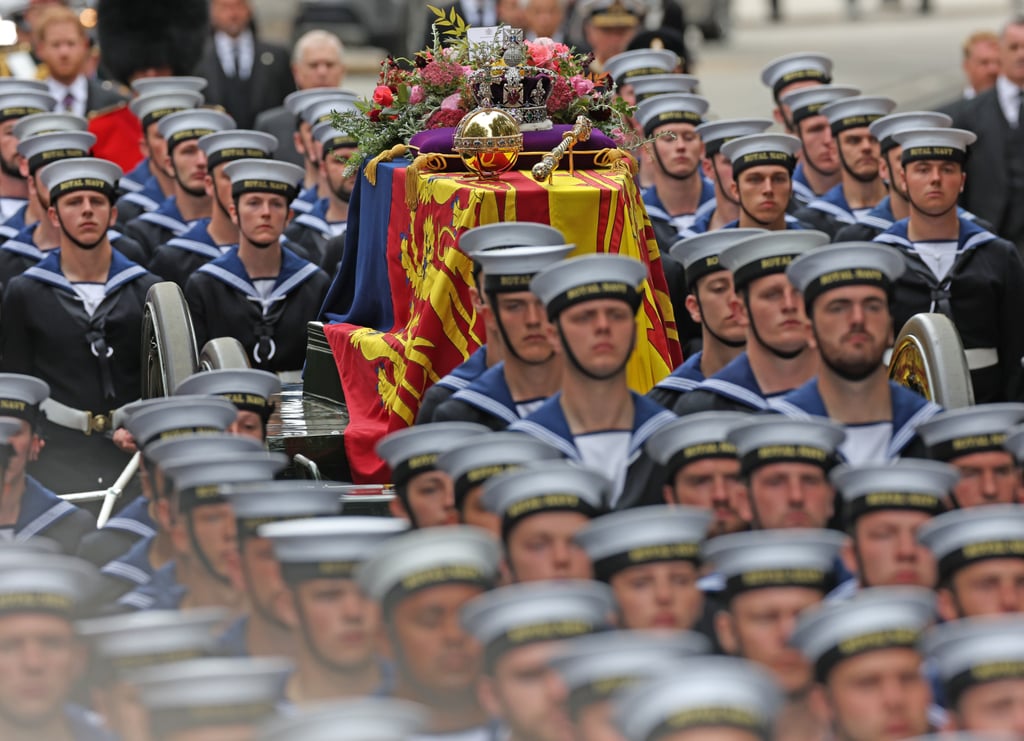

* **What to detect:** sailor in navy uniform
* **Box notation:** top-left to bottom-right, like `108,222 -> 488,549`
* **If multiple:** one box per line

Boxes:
770,242 -> 941,463
216,480 -> 339,659
602,48 -> 680,106
675,230 -> 828,416
0,88 -> 56,224
148,128 -> 277,287
875,127 -> 1024,403
185,159 -> 330,374
0,158 -> 161,494
760,51 -> 834,138
261,698 -> 428,738
416,347 -> 493,424
717,132 -> 808,231
261,515 -> 406,705
794,95 -> 897,239
433,239 -> 573,430
285,88 -> 360,215
647,229 -> 758,410
509,254 -> 678,510
114,89 -> 204,229
122,108 -> 235,263
175,367 -> 282,442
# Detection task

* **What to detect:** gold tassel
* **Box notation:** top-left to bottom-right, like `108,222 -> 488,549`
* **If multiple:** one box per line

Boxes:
405,154 -> 452,210
364,144 -> 409,186
594,148 -> 638,176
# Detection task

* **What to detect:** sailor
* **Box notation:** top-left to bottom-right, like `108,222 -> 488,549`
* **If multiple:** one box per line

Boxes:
628,72 -> 700,103
433,240 -> 573,430
0,374 -> 94,554
375,422 -> 489,528
923,616 -> 1024,736
461,579 -> 616,741
790,587 -> 936,741
260,516 -> 407,705
760,52 -> 834,136
483,461 -> 609,582
148,128 -> 278,287
875,127 -> 1024,404
643,411 -> 750,536
648,229 -> 758,409
830,460 -> 958,599
174,367 -> 283,441
916,404 -> 1024,508
122,108 -> 236,263
718,133 -> 806,231
548,631 -> 709,741
0,86 -> 56,223
357,526 -> 501,739
435,432 -> 564,537
683,118 -> 773,235
602,48 -> 680,106
575,504 -> 709,630
257,697 -> 428,740
77,608 -> 225,741
114,89 -> 204,228
772,242 -> 942,463
675,231 -> 828,416
130,656 -> 291,740
509,254 -> 677,509
0,547 -> 112,741
918,505 -> 1024,619
778,84 -> 859,208
217,480 -> 341,659
613,655 -> 784,741
0,158 -> 161,494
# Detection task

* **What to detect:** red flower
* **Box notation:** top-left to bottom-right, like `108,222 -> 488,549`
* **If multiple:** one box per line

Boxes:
373,85 -> 394,107
368,108 -> 381,122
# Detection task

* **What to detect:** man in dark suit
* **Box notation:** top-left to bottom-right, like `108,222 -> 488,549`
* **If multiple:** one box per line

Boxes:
936,30 -> 1000,118
193,0 -> 295,129
954,17 -> 1024,251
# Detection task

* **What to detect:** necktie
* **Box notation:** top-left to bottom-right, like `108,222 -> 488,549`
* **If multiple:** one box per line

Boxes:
62,92 -> 74,113
1018,89 -> 1023,128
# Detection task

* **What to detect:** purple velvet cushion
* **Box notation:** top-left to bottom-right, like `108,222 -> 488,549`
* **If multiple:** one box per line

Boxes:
410,124 -> 617,154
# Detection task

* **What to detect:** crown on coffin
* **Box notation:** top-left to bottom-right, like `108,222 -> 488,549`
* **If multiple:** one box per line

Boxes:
469,28 -> 554,131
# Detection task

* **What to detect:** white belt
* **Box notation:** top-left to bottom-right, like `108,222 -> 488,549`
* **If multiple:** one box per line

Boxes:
41,398 -> 126,435
277,370 -> 303,385
884,347 -> 996,371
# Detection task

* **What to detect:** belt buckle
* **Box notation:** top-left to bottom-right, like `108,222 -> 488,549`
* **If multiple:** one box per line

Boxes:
87,413 -> 108,435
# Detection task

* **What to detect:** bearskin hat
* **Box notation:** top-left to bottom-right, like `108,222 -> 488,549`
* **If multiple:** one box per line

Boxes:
97,0 -> 209,85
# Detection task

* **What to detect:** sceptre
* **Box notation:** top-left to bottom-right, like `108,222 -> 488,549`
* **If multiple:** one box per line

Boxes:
532,116 -> 593,182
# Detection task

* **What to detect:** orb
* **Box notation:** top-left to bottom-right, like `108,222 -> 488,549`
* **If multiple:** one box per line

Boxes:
452,107 -> 523,179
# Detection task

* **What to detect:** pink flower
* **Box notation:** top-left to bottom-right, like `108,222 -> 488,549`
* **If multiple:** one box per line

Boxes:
441,92 -> 463,111
571,76 -> 594,96
372,85 -> 394,107
526,39 -> 554,68
552,42 -> 570,55
546,76 -> 573,114
409,85 -> 426,104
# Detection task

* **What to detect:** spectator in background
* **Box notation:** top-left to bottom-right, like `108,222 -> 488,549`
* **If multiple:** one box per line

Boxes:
254,30 -> 346,168
578,0 -> 644,74
523,0 -> 567,41
194,0 -> 295,129
499,0 -> 529,30
938,31 -> 1001,116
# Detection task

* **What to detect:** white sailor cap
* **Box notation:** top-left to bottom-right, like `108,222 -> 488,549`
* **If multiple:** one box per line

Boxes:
196,129 -> 278,169
760,51 -> 834,97
669,228 -> 766,288
223,158 -> 305,200
918,504 -> 1024,582
13,112 -> 88,140
779,84 -> 860,126
549,630 -> 709,715
718,229 -> 829,290
894,126 -> 977,165
923,616 -> 1024,706
531,253 -> 647,320
123,397 -> 239,449
916,403 -> 1024,462
129,90 -> 204,128
786,241 -> 905,308
614,656 -> 783,741
219,480 -> 341,540
38,156 -> 122,203
161,451 -> 289,511
575,505 -> 711,580
644,411 -> 750,473
77,608 -> 225,678
474,243 -> 576,294
356,525 -> 501,610
157,108 -> 235,151
255,697 -> 429,741
790,586 -> 935,681
696,117 -> 773,156
727,416 -> 845,475
820,95 -> 896,135
284,87 -> 359,117
375,421 -> 489,487
0,90 -> 56,122
831,459 -> 957,526
635,93 -> 709,137
1003,422 -> 1024,463
0,372 -> 49,422
461,580 -> 615,670
143,431 -> 265,468
301,96 -> 360,128
175,368 -> 281,415
702,529 -> 844,600
629,73 -> 699,102
130,76 -> 209,96
458,222 -> 566,259
435,432 -> 565,509
720,132 -> 802,178
482,461 -> 610,539
132,656 -> 291,734
869,111 -> 953,153
0,551 -> 99,617
603,49 -> 679,86
312,119 -> 358,154
261,515 -> 408,583
16,130 -> 95,175
0,79 -> 50,93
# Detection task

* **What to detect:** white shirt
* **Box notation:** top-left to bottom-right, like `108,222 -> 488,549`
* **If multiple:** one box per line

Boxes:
574,430 -> 631,507
72,282 -> 105,317
995,74 -> 1023,127
46,75 -> 88,117
214,29 -> 255,80
911,240 -> 958,282
839,422 -> 893,465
